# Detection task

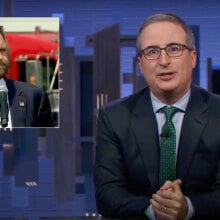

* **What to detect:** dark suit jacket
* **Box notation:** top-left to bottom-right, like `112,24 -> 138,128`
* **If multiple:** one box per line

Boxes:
94,85 -> 220,219
5,78 -> 54,127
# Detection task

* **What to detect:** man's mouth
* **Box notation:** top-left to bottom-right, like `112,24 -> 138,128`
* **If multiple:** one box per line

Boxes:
157,72 -> 176,80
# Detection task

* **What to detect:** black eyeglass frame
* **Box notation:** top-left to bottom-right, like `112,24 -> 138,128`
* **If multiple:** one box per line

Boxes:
139,43 -> 193,60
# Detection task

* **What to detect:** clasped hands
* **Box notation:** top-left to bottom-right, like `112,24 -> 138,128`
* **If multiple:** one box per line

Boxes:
150,179 -> 188,220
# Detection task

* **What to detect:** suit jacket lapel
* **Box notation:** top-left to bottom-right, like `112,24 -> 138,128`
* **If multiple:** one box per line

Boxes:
131,88 -> 160,192
177,86 -> 208,182
10,96 -> 27,127
5,78 -> 27,127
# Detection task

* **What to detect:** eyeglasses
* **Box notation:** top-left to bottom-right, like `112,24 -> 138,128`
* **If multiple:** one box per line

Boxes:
140,43 -> 192,60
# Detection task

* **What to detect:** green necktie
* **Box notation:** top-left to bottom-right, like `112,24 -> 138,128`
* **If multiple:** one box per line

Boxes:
159,106 -> 178,186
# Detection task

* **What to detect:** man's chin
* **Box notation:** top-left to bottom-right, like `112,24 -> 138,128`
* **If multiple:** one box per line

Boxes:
159,85 -> 177,93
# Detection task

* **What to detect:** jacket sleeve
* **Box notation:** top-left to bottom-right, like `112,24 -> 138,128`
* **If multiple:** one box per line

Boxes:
189,160 -> 220,219
94,107 -> 149,219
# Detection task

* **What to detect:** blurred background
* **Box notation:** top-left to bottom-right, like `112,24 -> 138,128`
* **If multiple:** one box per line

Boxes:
0,0 -> 219,219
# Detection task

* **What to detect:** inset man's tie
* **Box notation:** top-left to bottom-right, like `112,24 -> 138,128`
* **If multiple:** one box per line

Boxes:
159,106 -> 178,186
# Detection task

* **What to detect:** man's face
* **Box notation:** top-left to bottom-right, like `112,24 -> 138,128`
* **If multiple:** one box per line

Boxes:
0,34 -> 9,78
138,21 -> 197,102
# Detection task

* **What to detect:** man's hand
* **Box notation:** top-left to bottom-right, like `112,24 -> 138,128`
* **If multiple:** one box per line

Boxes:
150,179 -> 188,220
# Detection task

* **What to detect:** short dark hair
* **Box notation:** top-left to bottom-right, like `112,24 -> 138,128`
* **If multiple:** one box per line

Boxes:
137,12 -> 196,53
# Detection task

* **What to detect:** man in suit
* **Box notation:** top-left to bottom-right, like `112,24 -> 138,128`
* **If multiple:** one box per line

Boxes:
0,26 -> 53,127
94,12 -> 220,219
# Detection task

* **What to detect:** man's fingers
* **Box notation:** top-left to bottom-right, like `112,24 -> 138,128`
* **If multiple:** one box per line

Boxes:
160,179 -> 182,191
174,179 -> 182,186
151,197 -> 173,219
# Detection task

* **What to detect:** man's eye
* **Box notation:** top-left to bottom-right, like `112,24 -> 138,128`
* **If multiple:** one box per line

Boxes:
0,48 -> 7,54
146,48 -> 158,55
168,45 -> 181,53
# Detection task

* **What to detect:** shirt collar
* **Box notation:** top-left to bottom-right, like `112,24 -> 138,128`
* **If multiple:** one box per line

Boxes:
0,78 -> 7,88
150,90 -> 191,114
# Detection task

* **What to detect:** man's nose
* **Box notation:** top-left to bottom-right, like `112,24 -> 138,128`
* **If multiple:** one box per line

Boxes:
158,49 -> 171,66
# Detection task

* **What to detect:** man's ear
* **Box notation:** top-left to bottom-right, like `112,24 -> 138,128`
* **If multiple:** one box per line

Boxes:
137,56 -> 143,73
191,50 -> 197,69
